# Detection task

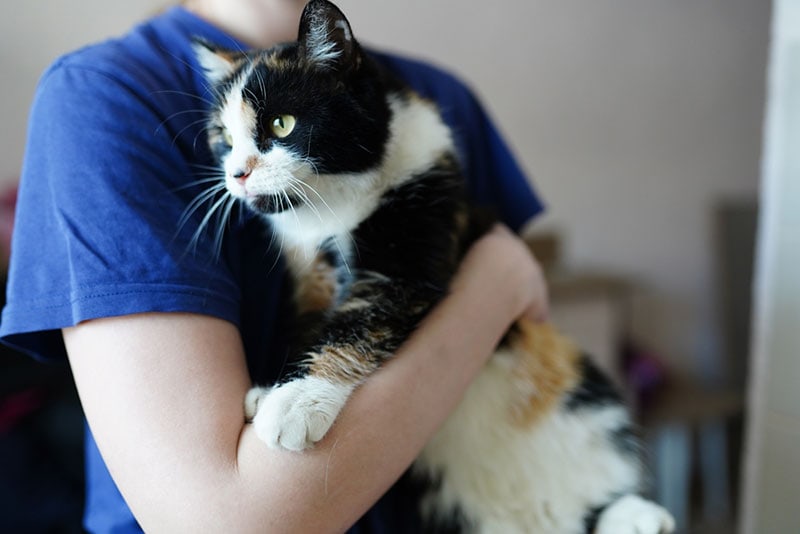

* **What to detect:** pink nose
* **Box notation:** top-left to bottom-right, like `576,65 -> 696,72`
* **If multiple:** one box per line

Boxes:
231,169 -> 251,184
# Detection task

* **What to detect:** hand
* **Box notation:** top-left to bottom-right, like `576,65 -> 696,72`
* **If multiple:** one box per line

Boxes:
453,224 -> 549,324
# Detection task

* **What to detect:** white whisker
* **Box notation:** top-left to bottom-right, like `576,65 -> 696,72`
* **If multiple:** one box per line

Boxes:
283,190 -> 301,230
150,89 -> 215,107
169,117 -> 212,146
177,182 -> 227,232
287,181 -> 323,225
300,179 -> 354,273
265,210 -> 287,275
255,64 -> 267,106
212,194 -> 238,260
191,163 -> 227,172
154,108 -> 208,135
171,176 -> 225,193
187,189 -> 230,253
155,45 -> 226,103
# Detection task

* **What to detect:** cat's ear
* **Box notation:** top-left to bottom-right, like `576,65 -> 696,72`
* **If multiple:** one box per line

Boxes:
192,39 -> 243,84
298,0 -> 361,71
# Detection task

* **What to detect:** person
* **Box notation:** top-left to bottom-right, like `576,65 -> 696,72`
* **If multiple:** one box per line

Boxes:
0,0 -> 548,531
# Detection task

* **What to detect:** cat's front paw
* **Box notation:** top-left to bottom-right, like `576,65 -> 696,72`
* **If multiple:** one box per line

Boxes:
248,377 -> 353,451
244,386 -> 271,421
594,494 -> 675,534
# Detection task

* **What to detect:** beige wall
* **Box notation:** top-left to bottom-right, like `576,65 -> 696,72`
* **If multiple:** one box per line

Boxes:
1,1 -> 771,377
0,0 -> 167,188
741,1 -> 800,532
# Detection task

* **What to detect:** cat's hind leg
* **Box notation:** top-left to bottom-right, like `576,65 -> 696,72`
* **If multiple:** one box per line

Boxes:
593,494 -> 675,534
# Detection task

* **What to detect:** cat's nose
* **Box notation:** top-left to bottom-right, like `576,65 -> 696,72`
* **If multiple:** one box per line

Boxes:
231,168 -> 251,183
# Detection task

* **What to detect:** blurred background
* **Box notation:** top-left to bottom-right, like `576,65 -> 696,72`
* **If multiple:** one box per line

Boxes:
0,0 -> 796,532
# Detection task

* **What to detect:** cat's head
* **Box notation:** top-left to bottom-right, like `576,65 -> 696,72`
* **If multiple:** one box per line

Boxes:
194,0 -> 391,215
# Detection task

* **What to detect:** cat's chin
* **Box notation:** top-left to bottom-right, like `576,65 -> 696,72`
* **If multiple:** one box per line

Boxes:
247,193 -> 302,214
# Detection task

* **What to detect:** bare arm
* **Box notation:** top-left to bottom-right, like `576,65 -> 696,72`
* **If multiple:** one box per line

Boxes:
63,226 -> 546,533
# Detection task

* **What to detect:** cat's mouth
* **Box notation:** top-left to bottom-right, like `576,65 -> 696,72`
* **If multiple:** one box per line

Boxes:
248,193 -> 302,214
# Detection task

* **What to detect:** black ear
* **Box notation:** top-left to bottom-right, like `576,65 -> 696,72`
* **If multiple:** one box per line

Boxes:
192,38 -> 244,84
298,0 -> 360,71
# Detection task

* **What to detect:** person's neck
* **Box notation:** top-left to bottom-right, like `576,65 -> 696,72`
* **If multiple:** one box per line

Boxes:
183,0 -> 302,49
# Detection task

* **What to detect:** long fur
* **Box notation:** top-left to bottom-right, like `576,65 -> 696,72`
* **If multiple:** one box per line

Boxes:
195,1 -> 675,532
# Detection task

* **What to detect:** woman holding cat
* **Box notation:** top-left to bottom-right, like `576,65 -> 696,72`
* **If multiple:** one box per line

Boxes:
0,0 -> 547,531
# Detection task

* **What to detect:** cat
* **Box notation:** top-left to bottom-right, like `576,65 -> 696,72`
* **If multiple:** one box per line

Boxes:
194,1 -> 675,532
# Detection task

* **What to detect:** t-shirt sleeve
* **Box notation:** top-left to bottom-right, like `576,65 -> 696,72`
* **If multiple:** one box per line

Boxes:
0,58 -> 241,361
443,83 -> 545,232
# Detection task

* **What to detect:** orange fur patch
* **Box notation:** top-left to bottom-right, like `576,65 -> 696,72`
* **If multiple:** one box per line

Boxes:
263,52 -> 289,71
508,319 -> 581,427
305,344 -> 377,385
288,249 -> 339,314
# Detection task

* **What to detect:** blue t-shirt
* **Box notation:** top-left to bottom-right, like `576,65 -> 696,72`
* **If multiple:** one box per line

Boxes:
0,7 -> 543,533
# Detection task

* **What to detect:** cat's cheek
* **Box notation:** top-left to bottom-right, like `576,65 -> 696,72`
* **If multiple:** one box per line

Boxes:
248,377 -> 354,451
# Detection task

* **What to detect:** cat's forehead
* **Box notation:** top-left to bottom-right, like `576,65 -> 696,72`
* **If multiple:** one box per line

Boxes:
221,45 -> 315,104
250,43 -> 301,72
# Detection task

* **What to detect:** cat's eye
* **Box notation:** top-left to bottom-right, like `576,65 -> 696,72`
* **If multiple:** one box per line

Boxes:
222,128 -> 233,147
270,115 -> 296,138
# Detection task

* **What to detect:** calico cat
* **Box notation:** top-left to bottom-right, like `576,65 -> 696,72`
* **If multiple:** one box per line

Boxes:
194,1 -> 675,532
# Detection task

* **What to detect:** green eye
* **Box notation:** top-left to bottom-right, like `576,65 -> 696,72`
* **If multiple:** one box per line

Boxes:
270,115 -> 296,138
222,128 -> 233,146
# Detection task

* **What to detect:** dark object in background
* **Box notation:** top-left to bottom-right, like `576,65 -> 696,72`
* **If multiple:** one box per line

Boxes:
0,280 -> 85,533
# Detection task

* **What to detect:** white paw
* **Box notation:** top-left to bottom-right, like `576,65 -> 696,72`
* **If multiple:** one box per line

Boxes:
595,494 -> 676,534
244,386 -> 271,421
248,377 -> 353,451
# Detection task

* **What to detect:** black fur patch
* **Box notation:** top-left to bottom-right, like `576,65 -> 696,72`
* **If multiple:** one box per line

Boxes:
611,423 -> 641,457
567,356 -> 642,465
351,156 -> 468,286
582,502 -> 605,534
404,470 -> 472,534
565,355 -> 624,411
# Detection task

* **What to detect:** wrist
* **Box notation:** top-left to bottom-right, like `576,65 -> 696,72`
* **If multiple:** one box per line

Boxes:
452,225 -> 548,324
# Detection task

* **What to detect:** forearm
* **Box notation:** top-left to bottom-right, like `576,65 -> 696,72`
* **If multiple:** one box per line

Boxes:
67,294 -> 511,532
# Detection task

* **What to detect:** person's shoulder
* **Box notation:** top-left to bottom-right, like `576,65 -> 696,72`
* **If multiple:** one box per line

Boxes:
370,50 -> 461,83
39,8 -> 194,95
369,49 -> 477,103
44,40 -> 136,87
